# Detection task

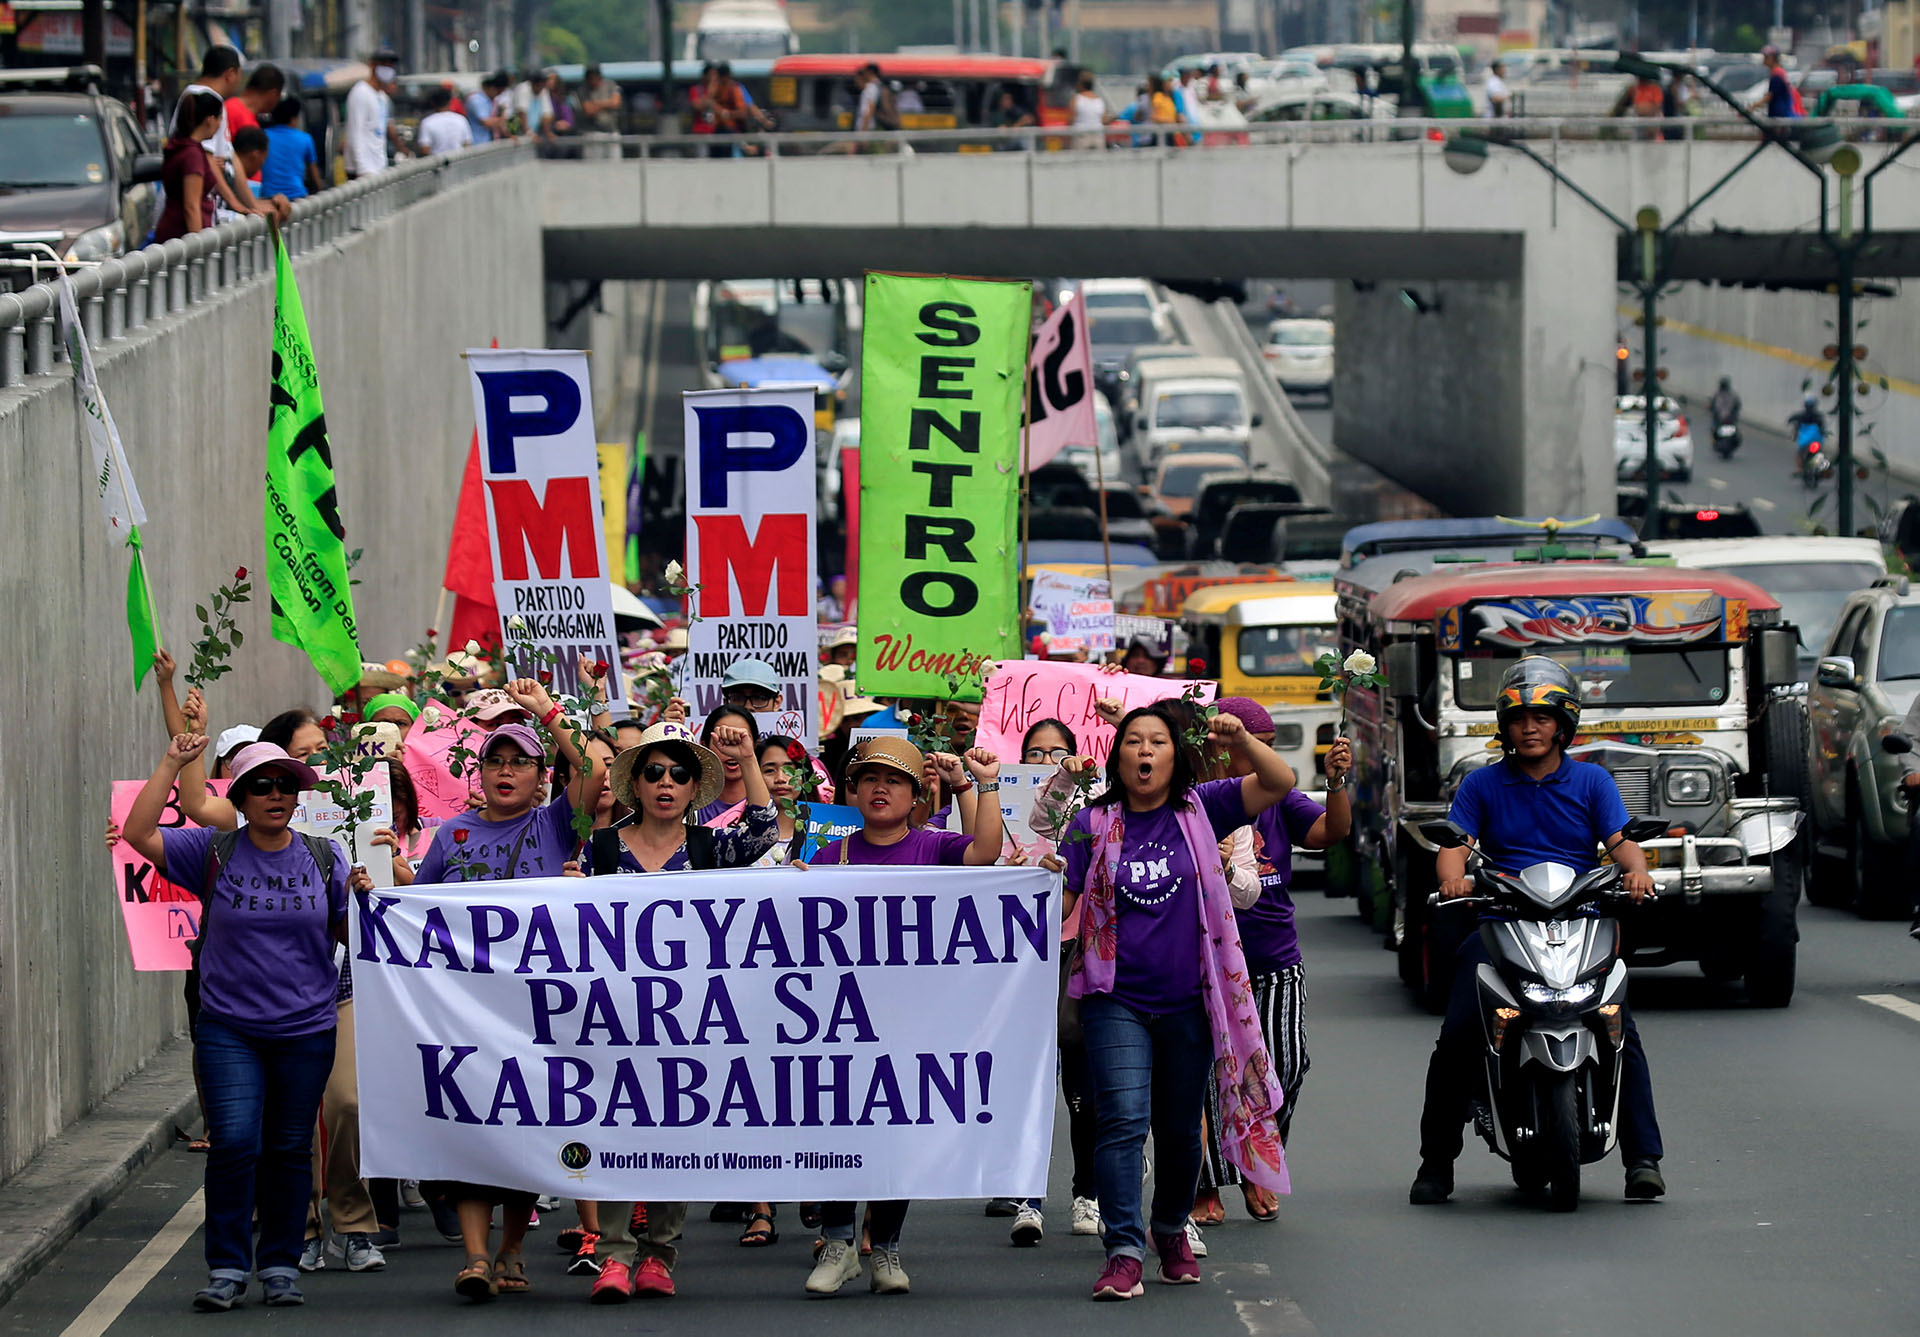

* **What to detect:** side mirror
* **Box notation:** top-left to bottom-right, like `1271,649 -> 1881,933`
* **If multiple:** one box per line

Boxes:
1249,412 -> 1264,428
1381,641 -> 1421,698
1884,733 -> 1914,756
131,152 -> 163,184
1420,819 -> 1469,849
1815,655 -> 1858,689
1625,817 -> 1669,843
1755,626 -> 1799,689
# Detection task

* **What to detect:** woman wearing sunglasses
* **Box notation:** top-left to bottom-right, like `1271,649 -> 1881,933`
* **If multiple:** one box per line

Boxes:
122,734 -> 374,1312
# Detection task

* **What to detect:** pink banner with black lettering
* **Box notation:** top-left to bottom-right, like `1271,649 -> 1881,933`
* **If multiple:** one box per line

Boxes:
109,779 -> 229,971
974,661 -> 1213,766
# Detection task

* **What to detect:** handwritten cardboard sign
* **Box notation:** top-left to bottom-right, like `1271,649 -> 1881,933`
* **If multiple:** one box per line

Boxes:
1031,569 -> 1115,654
975,660 -> 1212,766
110,779 -> 221,971
403,708 -> 487,821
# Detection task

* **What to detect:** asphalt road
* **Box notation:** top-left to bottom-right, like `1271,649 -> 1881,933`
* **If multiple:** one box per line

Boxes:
12,892 -> 1920,1337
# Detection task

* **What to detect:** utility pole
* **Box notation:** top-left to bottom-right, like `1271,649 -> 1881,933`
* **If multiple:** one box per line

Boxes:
1635,205 -> 1664,536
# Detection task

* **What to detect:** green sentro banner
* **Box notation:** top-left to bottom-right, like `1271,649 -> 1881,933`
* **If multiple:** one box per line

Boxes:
858,273 -> 1030,700
266,226 -> 362,695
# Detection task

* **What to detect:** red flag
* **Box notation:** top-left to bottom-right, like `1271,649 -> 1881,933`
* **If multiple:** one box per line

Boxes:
443,429 -> 497,649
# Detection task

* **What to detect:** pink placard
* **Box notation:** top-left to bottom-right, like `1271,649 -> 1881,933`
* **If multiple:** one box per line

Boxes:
403,708 -> 486,821
109,778 -> 229,971
1024,293 -> 1099,472
975,661 -> 1214,766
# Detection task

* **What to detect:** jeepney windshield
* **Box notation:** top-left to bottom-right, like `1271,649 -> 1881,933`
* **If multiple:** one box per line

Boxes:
1239,623 -> 1339,677
1453,646 -> 1731,710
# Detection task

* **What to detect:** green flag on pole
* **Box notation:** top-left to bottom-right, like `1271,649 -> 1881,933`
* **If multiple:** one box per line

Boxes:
125,525 -> 159,685
265,223 -> 362,696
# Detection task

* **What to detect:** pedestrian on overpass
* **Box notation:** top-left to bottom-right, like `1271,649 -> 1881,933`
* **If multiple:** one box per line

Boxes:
122,735 -> 371,1311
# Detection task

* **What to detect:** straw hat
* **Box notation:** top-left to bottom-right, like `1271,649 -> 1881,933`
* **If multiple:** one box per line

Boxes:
845,735 -> 925,796
609,721 -> 724,812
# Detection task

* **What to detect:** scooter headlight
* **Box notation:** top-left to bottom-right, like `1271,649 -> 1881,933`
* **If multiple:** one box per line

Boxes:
1520,980 -> 1597,1007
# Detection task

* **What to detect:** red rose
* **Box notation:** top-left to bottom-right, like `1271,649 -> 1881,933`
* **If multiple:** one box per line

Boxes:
233,565 -> 248,581
342,712 -> 363,727
427,627 -> 440,638
451,828 -> 468,844
318,714 -> 338,731
538,669 -> 554,685
785,740 -> 808,764
593,659 -> 610,679
908,713 -> 924,725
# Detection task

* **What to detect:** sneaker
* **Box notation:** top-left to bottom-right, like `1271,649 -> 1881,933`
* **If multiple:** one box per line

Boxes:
557,1226 -> 588,1253
298,1237 -> 326,1273
1625,1158 -> 1667,1201
261,1274 -> 305,1307
590,1259 -> 632,1304
1011,1205 -> 1044,1247
192,1278 -> 246,1312
631,1257 -> 675,1298
1408,1163 -> 1454,1205
1183,1216 -> 1209,1259
566,1231 -> 603,1276
868,1247 -> 910,1294
401,1180 -> 427,1210
805,1239 -> 862,1295
429,1195 -> 463,1242
1070,1197 -> 1101,1236
535,1195 -> 562,1212
628,1202 -> 649,1236
984,1197 -> 1021,1217
333,1233 -> 386,1272
1091,1255 -> 1144,1301
527,1209 -> 540,1230
370,1226 -> 400,1250
1152,1228 -> 1201,1284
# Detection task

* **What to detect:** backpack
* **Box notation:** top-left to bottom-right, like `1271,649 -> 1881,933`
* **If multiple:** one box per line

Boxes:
589,820 -> 716,875
193,828 -> 337,960
874,84 -> 901,131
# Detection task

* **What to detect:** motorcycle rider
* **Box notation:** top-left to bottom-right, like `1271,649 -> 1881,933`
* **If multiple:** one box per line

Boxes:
1709,376 -> 1741,431
1409,657 -> 1667,1205
1789,393 -> 1827,444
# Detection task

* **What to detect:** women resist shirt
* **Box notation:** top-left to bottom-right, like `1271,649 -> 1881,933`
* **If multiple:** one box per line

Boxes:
1063,777 -> 1249,1014
1241,789 -> 1326,973
161,828 -> 348,1036
414,794 -> 578,884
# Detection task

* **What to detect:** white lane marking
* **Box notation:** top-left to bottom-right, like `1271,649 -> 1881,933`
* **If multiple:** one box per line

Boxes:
1707,476 -> 1729,489
58,1188 -> 203,1337
1753,496 -> 1778,512
1213,1260 -> 1322,1336
1860,993 -> 1920,1024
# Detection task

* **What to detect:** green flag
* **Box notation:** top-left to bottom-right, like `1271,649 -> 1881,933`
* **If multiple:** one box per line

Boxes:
857,272 -> 1030,700
266,225 -> 362,695
125,526 -> 159,689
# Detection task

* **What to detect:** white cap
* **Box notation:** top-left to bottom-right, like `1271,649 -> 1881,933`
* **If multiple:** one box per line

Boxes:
214,725 -> 261,759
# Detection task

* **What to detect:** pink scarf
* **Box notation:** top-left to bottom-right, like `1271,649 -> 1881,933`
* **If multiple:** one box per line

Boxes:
1069,799 -> 1291,1193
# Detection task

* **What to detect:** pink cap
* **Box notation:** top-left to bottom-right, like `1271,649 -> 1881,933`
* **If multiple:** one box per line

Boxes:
225,742 -> 320,793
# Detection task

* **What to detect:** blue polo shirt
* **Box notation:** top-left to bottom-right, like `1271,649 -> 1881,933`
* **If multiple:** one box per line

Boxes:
1449,754 -> 1629,874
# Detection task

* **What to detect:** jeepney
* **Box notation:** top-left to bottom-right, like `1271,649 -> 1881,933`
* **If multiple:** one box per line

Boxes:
1181,583 -> 1341,840
1335,558 -> 1807,1012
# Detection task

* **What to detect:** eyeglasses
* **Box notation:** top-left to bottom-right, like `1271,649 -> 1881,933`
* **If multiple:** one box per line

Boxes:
481,754 -> 540,773
724,688 -> 780,708
643,762 -> 693,785
1024,746 -> 1073,763
242,774 -> 303,797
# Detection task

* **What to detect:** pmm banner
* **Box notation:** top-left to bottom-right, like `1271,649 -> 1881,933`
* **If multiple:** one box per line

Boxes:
683,387 -> 819,746
352,867 -> 1056,1200
859,273 -> 1030,701
468,349 -> 628,715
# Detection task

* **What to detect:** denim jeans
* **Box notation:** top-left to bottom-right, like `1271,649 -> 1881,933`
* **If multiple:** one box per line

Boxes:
196,1017 -> 336,1280
821,1200 -> 908,1248
1081,993 -> 1211,1260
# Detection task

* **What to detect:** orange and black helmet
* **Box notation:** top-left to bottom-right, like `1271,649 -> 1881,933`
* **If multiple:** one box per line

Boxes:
1495,656 -> 1582,748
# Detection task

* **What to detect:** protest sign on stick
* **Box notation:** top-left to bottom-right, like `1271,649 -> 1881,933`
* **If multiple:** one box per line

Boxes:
974,660 -> 1213,766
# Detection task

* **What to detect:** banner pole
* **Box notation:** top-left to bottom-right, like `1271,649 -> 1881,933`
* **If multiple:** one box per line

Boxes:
1019,358 -> 1033,646
1090,421 -> 1113,591
429,587 -> 449,656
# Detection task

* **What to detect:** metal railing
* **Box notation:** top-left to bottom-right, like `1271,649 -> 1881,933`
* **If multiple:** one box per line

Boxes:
0,139 -> 532,389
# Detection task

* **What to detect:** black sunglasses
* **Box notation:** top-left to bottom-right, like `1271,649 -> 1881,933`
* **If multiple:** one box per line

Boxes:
643,762 -> 693,785
242,774 -> 302,797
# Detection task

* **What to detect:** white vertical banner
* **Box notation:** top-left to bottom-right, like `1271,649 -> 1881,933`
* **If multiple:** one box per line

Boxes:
682,387 -> 820,747
467,349 -> 628,716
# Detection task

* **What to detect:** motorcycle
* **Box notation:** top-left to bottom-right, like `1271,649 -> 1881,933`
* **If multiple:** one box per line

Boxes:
1421,817 -> 1667,1211
1796,419 -> 1833,490
1711,419 -> 1741,459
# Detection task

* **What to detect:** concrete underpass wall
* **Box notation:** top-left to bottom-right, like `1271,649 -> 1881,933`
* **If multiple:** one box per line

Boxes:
0,165 -> 544,1180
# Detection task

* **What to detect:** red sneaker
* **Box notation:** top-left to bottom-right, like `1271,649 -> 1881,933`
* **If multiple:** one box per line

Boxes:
590,1259 -> 632,1304
1091,1255 -> 1144,1301
631,1257 -> 675,1298
628,1202 -> 649,1236
1151,1229 -> 1201,1285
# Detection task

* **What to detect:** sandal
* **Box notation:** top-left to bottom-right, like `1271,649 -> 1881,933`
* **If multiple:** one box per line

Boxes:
454,1255 -> 496,1301
173,1126 -> 210,1153
1242,1186 -> 1279,1222
492,1252 -> 530,1295
799,1202 -> 823,1230
738,1209 -> 778,1247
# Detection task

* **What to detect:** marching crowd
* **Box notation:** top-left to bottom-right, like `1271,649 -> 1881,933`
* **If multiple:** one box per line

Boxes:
115,616 -> 1354,1312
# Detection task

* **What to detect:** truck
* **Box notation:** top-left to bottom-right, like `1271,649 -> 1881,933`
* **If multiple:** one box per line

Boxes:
1334,542 -> 1808,1012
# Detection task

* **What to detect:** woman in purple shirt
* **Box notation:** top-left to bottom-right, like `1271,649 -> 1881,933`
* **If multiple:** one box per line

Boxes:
1060,702 -> 1297,1301
124,734 -> 373,1312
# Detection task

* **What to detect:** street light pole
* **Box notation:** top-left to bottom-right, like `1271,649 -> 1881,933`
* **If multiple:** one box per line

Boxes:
1835,155 -> 1858,531
1636,205 -> 1663,531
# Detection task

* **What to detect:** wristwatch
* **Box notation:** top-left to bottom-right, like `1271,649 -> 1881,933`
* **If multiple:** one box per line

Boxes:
1326,775 -> 1348,792
975,781 -> 1001,793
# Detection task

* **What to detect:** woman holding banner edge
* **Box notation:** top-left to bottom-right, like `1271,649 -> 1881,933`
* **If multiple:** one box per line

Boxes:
1059,703 -> 1294,1301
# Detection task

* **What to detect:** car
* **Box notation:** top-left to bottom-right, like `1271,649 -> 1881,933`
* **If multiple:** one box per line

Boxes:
1150,451 -> 1248,518
1614,496 -> 1761,539
1805,575 -> 1920,917
1657,535 -> 1886,676
1089,482 -> 1180,556
1263,317 -> 1334,398
1072,277 -> 1172,330
1059,388 -> 1129,485
1613,394 -> 1693,482
1186,473 -> 1305,558
0,77 -> 162,286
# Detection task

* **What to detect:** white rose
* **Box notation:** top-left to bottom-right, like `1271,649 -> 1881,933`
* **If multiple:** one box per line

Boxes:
1343,649 -> 1378,676
464,639 -> 482,656
507,615 -> 527,632
665,560 -> 685,585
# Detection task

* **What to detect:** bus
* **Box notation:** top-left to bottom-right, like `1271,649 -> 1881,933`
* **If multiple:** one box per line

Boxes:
765,53 -> 1068,141
685,0 -> 799,63
692,277 -> 858,414
546,59 -> 775,133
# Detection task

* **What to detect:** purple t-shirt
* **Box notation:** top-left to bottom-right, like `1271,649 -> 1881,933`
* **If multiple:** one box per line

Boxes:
1062,777 -> 1249,1014
1242,789 -> 1326,973
161,827 -> 348,1037
414,793 -> 578,884
814,826 -> 973,865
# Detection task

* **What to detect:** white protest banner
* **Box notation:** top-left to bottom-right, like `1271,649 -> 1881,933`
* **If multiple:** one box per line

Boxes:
1030,569 -> 1115,655
991,762 -> 1059,860
353,866 -> 1057,1200
295,763 -> 396,887
1023,293 -> 1098,472
468,349 -> 628,716
975,660 -> 1213,765
683,387 -> 819,747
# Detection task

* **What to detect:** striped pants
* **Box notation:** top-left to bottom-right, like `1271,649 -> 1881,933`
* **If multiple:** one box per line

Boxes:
1199,963 -> 1310,1189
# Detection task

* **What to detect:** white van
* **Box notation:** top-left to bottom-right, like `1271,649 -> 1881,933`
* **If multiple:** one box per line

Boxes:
1137,372 -> 1258,470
